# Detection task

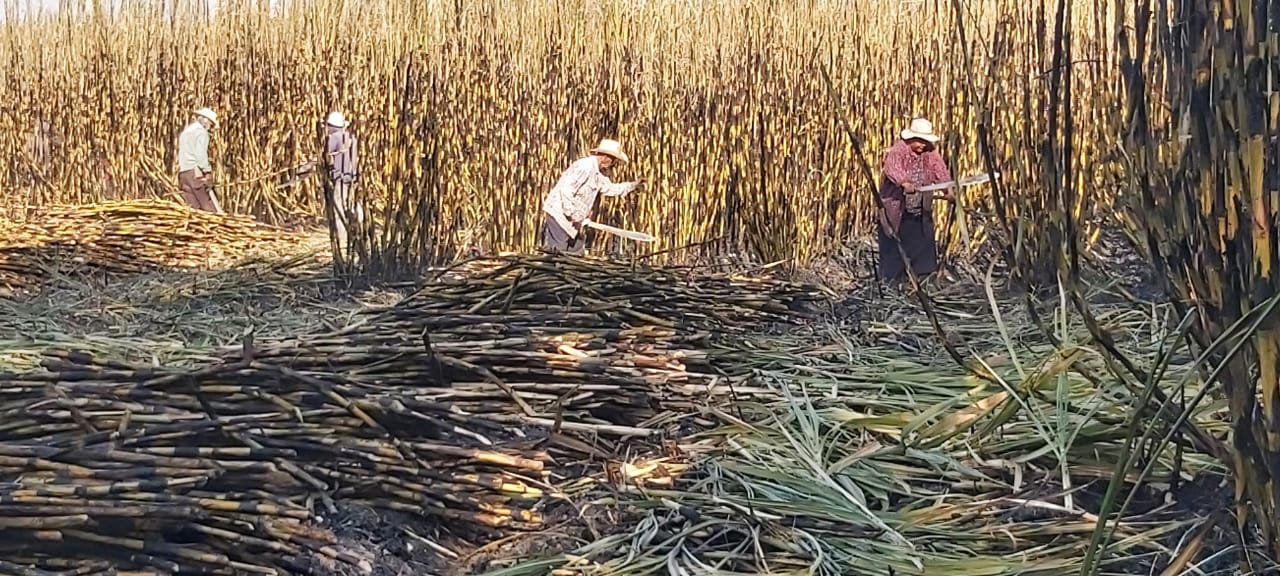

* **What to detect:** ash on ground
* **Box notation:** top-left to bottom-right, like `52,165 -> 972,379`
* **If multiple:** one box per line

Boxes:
313,502 -> 450,576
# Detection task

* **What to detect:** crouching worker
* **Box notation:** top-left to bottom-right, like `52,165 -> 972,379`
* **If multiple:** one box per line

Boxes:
540,139 -> 643,255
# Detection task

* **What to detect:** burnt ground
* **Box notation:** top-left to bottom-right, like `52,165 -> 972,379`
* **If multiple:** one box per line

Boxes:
292,226 -> 1230,576
0,224 -> 1252,575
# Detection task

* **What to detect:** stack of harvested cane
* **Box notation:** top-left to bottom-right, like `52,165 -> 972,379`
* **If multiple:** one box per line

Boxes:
0,255 -> 827,574
0,351 -> 551,575
0,199 -> 292,291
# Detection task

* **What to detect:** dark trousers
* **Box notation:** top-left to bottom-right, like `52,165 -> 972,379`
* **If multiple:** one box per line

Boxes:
541,214 -> 584,255
329,180 -> 364,247
178,169 -> 216,212
878,212 -> 939,281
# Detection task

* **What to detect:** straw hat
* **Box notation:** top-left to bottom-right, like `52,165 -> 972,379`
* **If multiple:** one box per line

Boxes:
326,111 -> 350,128
901,117 -> 939,143
590,139 -> 628,164
193,107 -> 219,127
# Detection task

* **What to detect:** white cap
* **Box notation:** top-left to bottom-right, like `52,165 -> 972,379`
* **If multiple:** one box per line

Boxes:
326,111 -> 350,128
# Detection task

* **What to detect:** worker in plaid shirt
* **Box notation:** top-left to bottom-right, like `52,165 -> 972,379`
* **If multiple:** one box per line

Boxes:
877,117 -> 956,282
541,139 -> 644,255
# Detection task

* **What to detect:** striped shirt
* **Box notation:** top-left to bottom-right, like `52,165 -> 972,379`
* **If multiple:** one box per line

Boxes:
542,155 -> 637,229
177,122 -> 211,173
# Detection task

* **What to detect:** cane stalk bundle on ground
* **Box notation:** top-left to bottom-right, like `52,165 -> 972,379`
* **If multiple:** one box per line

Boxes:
217,254 -> 828,438
0,253 -> 830,574
0,199 -> 301,293
0,350 -> 551,575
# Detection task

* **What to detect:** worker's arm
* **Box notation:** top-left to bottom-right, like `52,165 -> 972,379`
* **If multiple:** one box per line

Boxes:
878,185 -> 903,238
196,131 -> 212,175
924,150 -> 954,199
599,178 -> 642,197
883,146 -> 916,191
347,135 -> 359,180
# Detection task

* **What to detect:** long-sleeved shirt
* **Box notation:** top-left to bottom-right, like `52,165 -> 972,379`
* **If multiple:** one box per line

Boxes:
880,139 -> 952,220
177,121 -> 212,174
542,155 -> 637,232
326,127 -> 359,183
883,139 -> 952,190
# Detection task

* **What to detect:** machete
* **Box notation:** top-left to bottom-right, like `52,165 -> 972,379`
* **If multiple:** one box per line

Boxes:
582,219 -> 656,242
918,171 -> 1002,193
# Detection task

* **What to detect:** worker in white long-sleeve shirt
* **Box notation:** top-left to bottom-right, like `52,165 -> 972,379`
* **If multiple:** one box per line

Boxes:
540,139 -> 643,255
176,107 -> 220,213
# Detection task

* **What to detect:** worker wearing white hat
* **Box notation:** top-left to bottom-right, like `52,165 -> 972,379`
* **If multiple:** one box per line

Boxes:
540,138 -> 644,255
324,111 -> 361,255
176,107 -> 220,212
876,117 -> 955,283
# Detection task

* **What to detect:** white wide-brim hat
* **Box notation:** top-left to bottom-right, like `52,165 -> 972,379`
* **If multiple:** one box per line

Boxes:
194,107 -> 219,127
590,139 -> 628,164
901,117 -> 940,143
326,111 -> 350,128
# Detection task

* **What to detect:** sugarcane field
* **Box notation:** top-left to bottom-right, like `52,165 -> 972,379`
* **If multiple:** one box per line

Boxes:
0,0 -> 1277,574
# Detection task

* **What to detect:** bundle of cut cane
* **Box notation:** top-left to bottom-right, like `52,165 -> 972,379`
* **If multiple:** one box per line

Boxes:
0,351 -> 551,575
0,199 -> 294,290
227,254 -> 829,427
0,256 -> 825,574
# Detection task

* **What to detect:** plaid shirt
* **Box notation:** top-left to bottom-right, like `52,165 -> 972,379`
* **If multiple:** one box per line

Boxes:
542,155 -> 636,230
883,139 -> 951,189
881,139 -> 952,217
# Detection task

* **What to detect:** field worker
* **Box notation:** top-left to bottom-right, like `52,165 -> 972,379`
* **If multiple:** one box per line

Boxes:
324,111 -> 361,248
540,138 -> 643,255
876,117 -> 955,283
176,107 -> 219,212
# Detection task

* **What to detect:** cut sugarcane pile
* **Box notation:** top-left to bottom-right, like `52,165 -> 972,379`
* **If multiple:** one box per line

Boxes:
0,199 -> 294,291
0,255 -> 829,575
236,255 -> 830,428
0,351 -> 550,576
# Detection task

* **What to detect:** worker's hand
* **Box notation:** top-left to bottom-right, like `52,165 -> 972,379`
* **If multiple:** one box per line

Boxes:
902,181 -> 918,193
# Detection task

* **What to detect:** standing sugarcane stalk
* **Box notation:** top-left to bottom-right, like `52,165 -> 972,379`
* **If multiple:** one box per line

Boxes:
1110,0 -> 1280,569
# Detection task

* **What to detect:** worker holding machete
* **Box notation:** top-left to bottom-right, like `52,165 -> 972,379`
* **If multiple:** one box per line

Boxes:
877,117 -> 956,283
540,138 -> 644,255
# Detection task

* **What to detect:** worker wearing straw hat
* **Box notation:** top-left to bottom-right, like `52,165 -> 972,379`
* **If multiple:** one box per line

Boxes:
323,111 -> 361,252
540,138 -> 644,255
876,117 -> 956,283
176,107 -> 220,213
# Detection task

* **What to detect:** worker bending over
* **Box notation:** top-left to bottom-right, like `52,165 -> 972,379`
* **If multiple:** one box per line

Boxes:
540,139 -> 644,255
